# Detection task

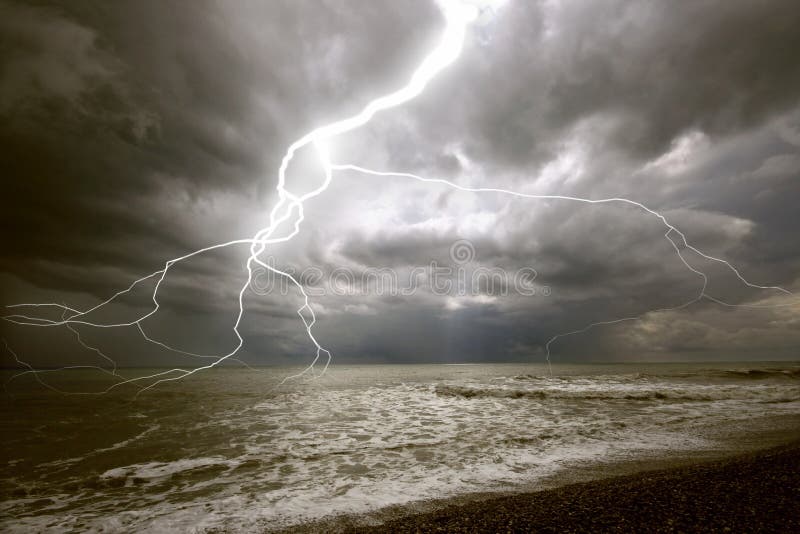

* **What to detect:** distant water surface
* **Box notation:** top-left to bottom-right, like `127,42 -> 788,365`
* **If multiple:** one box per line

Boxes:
2,362 -> 799,531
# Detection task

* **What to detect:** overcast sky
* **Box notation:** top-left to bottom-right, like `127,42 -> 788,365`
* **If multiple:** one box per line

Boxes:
1,0 -> 799,369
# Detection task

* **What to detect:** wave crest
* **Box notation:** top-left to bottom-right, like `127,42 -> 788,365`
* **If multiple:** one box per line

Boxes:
433,384 -> 799,402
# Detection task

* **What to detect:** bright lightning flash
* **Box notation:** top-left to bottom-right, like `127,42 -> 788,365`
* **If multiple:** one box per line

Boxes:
2,0 -> 794,393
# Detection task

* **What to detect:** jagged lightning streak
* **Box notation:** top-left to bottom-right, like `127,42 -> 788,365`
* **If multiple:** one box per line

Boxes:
2,0 -> 794,392
327,164 -> 793,372
2,1 -> 481,393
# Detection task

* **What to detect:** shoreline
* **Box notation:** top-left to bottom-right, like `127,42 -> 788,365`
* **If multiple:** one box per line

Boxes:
343,440 -> 800,533
279,416 -> 800,533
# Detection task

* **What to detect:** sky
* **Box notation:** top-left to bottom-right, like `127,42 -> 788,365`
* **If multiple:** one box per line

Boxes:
1,0 -> 799,369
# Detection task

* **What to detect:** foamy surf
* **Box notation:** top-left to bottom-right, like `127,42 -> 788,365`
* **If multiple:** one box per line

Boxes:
2,362 -> 799,532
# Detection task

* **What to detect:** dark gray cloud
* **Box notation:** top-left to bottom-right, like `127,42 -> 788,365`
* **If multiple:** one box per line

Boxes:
376,0 -> 800,170
1,0 -> 798,369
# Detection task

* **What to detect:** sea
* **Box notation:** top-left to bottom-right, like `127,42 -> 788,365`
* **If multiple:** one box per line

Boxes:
2,362 -> 799,532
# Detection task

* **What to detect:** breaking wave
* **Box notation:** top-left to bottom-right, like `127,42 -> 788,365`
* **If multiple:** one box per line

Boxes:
433,384 -> 800,403
721,368 -> 800,379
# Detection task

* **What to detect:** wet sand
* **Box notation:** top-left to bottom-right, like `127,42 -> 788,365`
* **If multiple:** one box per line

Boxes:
343,441 -> 800,533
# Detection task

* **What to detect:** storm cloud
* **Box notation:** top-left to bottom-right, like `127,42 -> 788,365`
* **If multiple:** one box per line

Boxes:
1,0 -> 798,368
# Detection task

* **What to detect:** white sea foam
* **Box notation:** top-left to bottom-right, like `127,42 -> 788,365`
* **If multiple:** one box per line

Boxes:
3,363 -> 799,532
100,457 -> 240,481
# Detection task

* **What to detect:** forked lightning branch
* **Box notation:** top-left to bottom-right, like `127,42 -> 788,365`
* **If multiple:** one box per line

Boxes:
2,0 -> 794,393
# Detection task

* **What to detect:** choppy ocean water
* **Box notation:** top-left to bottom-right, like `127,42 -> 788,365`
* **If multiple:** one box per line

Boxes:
2,362 -> 799,531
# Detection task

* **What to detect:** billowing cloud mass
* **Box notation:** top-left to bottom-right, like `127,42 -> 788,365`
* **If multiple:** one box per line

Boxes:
1,0 -> 799,368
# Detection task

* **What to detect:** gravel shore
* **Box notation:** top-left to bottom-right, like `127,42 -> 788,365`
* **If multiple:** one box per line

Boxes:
344,442 -> 800,533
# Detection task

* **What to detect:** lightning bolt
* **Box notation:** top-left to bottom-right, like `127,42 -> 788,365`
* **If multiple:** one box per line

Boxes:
327,164 -> 793,372
2,0 -> 794,393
